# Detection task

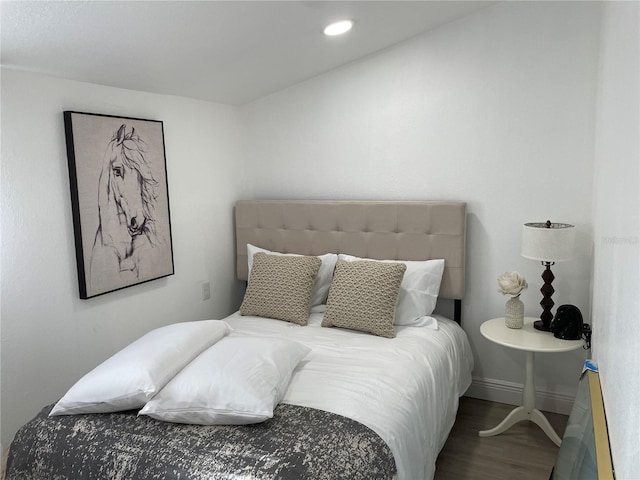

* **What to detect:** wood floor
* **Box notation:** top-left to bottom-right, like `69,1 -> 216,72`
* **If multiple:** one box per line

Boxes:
435,397 -> 568,480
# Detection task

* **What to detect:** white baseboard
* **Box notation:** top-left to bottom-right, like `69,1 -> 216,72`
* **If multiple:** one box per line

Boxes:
464,376 -> 575,415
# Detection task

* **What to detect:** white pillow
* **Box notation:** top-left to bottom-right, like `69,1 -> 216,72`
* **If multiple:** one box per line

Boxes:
247,244 -> 337,306
50,320 -> 231,416
338,254 -> 445,326
139,336 -> 310,425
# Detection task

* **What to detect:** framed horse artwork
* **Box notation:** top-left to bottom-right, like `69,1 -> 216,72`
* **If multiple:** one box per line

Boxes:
64,111 -> 174,299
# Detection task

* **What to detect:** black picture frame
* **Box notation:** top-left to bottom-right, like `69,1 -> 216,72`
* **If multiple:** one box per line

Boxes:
64,111 -> 174,299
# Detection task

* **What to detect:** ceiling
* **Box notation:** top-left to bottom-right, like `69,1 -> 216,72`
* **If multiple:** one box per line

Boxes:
1,1 -> 495,106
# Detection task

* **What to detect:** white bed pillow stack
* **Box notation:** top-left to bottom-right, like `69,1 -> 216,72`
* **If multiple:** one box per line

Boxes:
247,244 -> 337,306
50,320 -> 231,416
140,336 -> 310,425
338,254 -> 445,327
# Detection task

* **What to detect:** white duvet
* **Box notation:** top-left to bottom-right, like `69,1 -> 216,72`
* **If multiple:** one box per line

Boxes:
224,309 -> 474,480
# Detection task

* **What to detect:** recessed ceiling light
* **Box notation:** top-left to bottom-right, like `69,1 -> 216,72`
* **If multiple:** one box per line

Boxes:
323,20 -> 353,36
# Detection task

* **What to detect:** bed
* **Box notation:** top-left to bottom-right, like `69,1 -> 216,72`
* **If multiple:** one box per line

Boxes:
6,200 -> 473,480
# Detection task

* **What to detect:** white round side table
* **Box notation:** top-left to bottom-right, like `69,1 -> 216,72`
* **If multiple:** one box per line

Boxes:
479,317 -> 584,446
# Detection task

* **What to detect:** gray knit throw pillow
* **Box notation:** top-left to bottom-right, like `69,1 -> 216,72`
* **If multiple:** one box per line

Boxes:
240,252 -> 322,325
322,259 -> 406,338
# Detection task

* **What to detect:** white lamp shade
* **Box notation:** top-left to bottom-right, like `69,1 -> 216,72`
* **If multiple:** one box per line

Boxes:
521,222 -> 575,262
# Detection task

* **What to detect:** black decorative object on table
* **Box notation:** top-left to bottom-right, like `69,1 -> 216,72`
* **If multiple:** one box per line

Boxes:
550,304 -> 592,349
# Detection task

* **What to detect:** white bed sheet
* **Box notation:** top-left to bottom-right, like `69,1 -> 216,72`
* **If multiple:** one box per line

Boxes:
224,310 -> 474,480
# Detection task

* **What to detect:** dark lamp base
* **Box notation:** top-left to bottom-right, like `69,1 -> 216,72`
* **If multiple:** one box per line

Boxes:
534,320 -> 552,332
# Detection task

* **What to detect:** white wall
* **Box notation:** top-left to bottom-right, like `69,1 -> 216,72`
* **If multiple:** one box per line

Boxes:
0,69 -> 248,445
2,0 -> 630,459
241,2 -> 601,412
591,2 -> 640,479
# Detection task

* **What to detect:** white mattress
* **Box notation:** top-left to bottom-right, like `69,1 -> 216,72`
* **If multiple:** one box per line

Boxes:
224,310 -> 474,480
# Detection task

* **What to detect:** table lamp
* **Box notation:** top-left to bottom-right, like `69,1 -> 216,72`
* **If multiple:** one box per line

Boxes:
521,221 -> 575,331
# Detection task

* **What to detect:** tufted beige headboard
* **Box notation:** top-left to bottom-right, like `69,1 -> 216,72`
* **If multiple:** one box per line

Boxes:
235,200 -> 466,302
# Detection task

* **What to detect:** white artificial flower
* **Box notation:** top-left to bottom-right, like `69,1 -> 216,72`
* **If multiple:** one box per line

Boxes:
497,271 -> 528,297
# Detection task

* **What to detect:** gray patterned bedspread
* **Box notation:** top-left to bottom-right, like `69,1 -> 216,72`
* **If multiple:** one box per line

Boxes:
6,403 -> 396,479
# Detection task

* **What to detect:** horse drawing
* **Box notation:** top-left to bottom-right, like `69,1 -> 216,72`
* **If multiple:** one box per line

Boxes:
89,124 -> 160,292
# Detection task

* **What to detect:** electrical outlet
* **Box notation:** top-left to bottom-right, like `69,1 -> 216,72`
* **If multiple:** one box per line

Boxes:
201,281 -> 211,301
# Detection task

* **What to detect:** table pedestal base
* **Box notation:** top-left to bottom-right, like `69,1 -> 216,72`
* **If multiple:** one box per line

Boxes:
477,351 -> 562,446
478,405 -> 562,446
